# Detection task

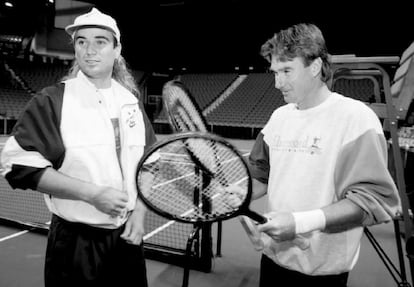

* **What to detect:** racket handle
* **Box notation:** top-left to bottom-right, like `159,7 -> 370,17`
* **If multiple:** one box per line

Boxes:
245,210 -> 267,224
245,211 -> 310,250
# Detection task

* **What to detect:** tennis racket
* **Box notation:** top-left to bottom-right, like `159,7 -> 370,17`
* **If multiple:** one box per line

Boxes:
161,80 -> 309,250
162,79 -> 267,244
162,79 -> 209,132
136,132 -> 309,250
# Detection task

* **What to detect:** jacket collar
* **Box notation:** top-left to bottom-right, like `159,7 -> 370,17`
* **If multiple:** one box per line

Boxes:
76,71 -> 138,106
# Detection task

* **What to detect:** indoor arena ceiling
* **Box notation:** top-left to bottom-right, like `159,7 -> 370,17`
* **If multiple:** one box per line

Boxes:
1,0 -> 412,72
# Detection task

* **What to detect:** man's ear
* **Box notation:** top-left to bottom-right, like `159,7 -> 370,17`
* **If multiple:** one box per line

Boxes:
115,43 -> 122,58
311,57 -> 322,77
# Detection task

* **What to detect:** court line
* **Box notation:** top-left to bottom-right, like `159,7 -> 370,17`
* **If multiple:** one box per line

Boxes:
144,153 -> 250,241
0,230 -> 31,242
0,222 -> 50,242
144,193 -> 220,241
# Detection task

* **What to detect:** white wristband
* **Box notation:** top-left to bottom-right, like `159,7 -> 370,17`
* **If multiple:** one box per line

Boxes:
292,209 -> 326,235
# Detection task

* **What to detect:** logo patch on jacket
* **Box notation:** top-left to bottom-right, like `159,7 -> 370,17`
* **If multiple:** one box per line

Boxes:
126,108 -> 137,128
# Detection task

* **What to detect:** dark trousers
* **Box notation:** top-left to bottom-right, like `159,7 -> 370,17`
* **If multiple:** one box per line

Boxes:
45,215 -> 148,287
259,254 -> 349,287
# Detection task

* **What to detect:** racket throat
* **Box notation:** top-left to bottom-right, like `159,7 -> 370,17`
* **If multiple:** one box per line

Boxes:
194,167 -> 213,216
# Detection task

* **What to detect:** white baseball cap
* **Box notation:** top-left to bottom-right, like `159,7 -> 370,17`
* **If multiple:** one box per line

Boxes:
65,8 -> 121,43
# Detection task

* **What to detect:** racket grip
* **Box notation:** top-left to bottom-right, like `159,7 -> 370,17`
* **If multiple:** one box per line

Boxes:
246,210 -> 267,224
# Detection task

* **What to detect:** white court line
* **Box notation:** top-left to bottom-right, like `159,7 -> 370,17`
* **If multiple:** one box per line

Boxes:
143,193 -> 219,241
145,151 -> 252,241
144,207 -> 195,241
144,221 -> 175,241
144,172 -> 249,241
0,222 -> 51,242
0,230 -> 31,242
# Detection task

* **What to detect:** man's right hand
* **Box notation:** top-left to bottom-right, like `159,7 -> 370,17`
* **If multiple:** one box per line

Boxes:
88,186 -> 129,217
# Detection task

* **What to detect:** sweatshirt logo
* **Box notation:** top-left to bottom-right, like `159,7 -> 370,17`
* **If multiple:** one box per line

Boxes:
309,137 -> 322,155
271,135 -> 322,155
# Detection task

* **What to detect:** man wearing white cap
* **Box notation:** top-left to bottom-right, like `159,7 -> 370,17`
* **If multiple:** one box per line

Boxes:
1,7 -> 154,286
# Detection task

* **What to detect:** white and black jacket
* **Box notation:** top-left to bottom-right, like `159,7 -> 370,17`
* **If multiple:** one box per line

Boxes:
1,72 -> 157,228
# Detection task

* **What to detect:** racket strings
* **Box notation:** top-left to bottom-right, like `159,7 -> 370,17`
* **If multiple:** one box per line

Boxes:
137,138 -> 249,222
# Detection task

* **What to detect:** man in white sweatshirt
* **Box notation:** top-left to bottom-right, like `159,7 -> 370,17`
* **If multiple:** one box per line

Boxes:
248,23 -> 401,286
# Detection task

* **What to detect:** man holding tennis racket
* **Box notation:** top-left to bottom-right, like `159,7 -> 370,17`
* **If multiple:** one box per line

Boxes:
245,23 -> 401,286
0,8 -> 155,287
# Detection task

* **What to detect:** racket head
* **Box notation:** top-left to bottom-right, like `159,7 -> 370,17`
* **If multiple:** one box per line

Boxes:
162,80 -> 209,132
135,132 -> 253,224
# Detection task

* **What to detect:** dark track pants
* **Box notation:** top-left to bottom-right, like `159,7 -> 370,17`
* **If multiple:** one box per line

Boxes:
45,215 -> 148,287
259,254 -> 349,287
